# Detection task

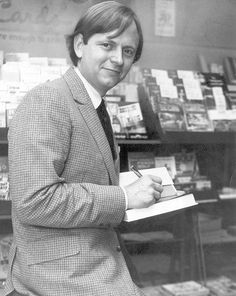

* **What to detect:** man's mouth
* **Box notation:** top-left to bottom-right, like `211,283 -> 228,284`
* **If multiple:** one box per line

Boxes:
103,67 -> 121,75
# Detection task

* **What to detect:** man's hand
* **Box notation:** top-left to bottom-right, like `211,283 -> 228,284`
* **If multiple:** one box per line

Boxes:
124,175 -> 164,209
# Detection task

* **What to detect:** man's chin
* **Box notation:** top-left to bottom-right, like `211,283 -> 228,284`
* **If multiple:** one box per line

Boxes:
102,78 -> 121,90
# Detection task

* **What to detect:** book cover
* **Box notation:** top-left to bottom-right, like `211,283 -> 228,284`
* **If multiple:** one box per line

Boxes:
123,193 -> 197,222
162,280 -> 209,296
225,91 -> 236,109
118,102 -> 147,134
0,156 -> 9,200
0,156 -> 8,175
142,69 -> 187,133
208,109 -> 236,132
157,100 -> 186,132
182,101 -> 213,131
223,57 -> 236,91
174,151 -> 199,178
224,57 -> 236,82
106,96 -> 148,139
141,285 -> 169,296
206,276 -> 236,296
137,84 -> 161,138
154,156 -> 176,179
0,234 -> 12,280
203,72 -> 225,88
218,187 -> 236,200
128,152 -> 155,170
0,103 -> 6,128
202,85 -> 228,111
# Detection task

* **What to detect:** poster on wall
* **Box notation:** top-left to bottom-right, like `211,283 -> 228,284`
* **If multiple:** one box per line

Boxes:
155,0 -> 176,37
0,0 -> 93,57
0,0 -> 93,34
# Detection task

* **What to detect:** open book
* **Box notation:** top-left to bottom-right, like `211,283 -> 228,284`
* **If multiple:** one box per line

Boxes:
120,167 -> 198,222
120,167 -> 177,200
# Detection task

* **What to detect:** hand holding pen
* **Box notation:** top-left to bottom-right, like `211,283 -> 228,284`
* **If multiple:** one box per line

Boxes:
123,165 -> 164,209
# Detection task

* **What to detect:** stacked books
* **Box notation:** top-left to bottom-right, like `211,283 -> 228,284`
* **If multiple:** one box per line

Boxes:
161,280 -> 209,296
206,276 -> 236,296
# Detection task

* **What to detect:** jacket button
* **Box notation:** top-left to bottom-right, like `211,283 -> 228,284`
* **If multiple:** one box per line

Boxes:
116,245 -> 121,252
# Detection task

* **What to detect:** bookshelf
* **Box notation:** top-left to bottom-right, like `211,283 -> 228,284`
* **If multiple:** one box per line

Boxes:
118,125 -> 236,283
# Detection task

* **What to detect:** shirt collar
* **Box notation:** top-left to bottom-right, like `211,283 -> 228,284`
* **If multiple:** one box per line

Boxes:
74,66 -> 102,109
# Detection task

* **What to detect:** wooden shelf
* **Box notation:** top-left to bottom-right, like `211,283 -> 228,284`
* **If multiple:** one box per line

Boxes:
117,131 -> 236,145
159,131 -> 236,145
117,138 -> 161,145
2,128 -> 236,145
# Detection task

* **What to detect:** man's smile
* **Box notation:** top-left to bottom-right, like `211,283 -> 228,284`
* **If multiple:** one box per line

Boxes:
103,67 -> 122,74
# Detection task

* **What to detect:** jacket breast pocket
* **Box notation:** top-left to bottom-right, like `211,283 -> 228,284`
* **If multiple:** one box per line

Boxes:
26,236 -> 81,265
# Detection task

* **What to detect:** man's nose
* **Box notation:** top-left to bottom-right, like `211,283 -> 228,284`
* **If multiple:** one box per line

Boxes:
110,48 -> 124,65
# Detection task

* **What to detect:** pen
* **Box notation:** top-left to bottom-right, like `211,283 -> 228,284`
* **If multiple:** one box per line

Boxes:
130,165 -> 143,178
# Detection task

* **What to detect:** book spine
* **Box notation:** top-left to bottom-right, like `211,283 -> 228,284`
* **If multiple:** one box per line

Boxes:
224,57 -> 236,84
229,56 -> 236,79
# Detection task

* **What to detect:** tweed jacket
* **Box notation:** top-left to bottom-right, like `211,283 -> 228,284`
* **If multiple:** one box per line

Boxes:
5,68 -> 145,296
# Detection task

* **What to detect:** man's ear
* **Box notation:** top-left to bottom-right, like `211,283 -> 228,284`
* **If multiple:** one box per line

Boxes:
74,34 -> 84,59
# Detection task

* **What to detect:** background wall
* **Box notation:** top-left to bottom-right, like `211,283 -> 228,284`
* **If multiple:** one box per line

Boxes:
134,0 -> 236,70
0,0 -> 236,70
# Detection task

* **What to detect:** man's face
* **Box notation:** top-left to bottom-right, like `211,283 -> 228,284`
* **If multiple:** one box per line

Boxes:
75,21 -> 139,96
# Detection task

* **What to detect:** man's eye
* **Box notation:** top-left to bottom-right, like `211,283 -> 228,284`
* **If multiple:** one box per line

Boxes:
102,43 -> 112,49
123,48 -> 135,57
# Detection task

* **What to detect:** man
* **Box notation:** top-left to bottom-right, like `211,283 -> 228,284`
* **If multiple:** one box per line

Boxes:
5,2 -> 163,295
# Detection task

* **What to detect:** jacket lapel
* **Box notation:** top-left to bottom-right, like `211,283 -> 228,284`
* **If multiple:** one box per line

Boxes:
63,68 -> 118,185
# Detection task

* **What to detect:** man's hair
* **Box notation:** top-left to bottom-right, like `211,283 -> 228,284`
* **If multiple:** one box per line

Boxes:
66,1 -> 143,66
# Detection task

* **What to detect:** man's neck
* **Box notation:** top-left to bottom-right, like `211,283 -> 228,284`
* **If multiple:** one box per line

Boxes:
74,67 -> 102,109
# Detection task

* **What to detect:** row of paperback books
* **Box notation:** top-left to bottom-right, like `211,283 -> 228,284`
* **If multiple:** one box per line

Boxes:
141,67 -> 236,133
2,51 -> 236,136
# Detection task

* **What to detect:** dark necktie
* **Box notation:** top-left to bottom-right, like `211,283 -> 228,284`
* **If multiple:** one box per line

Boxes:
97,99 -> 116,159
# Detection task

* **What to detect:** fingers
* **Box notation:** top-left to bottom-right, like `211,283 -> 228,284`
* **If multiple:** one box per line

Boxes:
142,175 -> 163,202
149,175 -> 163,185
124,174 -> 164,209
153,188 -> 162,202
148,183 -> 163,202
